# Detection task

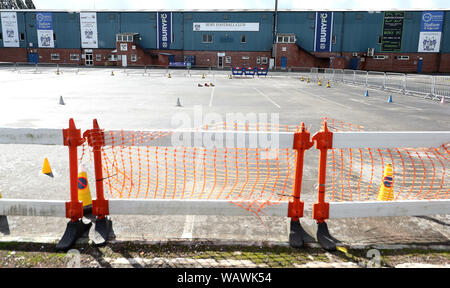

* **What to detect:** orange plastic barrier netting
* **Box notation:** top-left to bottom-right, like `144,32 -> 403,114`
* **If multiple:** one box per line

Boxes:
322,117 -> 449,202
80,124 -> 303,216
321,117 -> 363,132
326,145 -> 449,202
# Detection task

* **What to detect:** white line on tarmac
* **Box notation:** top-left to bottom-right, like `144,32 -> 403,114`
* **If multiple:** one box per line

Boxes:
349,98 -> 373,105
253,87 -> 281,109
181,215 -> 195,239
299,89 -> 354,110
209,87 -> 215,107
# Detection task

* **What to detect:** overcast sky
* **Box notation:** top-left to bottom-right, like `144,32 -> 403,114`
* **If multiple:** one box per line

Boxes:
32,0 -> 450,10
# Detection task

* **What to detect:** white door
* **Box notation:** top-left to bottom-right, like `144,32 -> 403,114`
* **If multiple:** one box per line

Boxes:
122,55 -> 127,67
85,53 -> 93,66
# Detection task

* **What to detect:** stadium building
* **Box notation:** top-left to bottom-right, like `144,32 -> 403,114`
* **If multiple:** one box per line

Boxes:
0,9 -> 449,73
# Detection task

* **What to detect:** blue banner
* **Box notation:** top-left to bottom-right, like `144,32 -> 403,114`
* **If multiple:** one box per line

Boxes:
36,12 -> 54,48
420,11 -> 444,32
36,12 -> 53,30
314,12 -> 333,52
157,12 -> 172,50
418,11 -> 444,53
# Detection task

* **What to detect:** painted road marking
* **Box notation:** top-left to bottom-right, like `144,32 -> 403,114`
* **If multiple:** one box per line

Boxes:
253,87 -> 281,109
209,87 -> 215,107
299,89 -> 354,110
181,215 -> 195,239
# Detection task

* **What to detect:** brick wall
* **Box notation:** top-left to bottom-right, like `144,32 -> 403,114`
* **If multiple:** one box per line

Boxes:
340,52 -> 446,73
438,54 -> 450,73
116,42 -> 152,66
275,44 -> 330,69
143,49 -> 271,68
0,48 -> 27,63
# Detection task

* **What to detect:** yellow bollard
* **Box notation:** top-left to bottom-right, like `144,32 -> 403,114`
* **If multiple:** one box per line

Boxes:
318,80 -> 322,86
78,167 -> 93,208
377,164 -> 394,201
327,80 -> 331,88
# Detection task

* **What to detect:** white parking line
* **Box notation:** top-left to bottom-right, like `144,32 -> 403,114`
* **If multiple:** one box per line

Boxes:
253,87 -> 281,109
181,215 -> 195,239
298,89 -> 353,110
209,87 -> 215,107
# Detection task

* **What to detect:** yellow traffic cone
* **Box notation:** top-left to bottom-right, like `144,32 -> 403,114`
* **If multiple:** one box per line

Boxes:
300,76 -> 304,81
78,166 -> 93,208
111,70 -> 115,76
377,164 -> 394,201
202,73 -> 205,79
42,158 -> 54,178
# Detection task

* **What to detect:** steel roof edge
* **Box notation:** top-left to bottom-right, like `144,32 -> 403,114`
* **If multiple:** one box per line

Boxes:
0,8 -> 449,13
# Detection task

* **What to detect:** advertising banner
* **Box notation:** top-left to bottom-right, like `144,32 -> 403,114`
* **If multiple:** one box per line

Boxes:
157,12 -> 172,49
418,11 -> 444,53
314,12 -> 333,52
193,22 -> 260,32
36,12 -> 54,48
382,12 -> 404,52
1,12 -> 20,48
80,12 -> 98,48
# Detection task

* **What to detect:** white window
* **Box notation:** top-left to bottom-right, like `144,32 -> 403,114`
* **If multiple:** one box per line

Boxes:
96,54 -> 102,61
397,56 -> 410,60
202,34 -> 213,43
225,56 -> 231,64
69,54 -> 79,61
277,34 -> 296,43
131,54 -> 137,62
120,43 -> 128,51
127,35 -> 133,42
261,57 -> 268,64
256,57 -> 261,64
373,55 -> 388,60
116,35 -> 122,42
51,53 -> 60,61
132,45 -> 136,50
108,54 -> 117,61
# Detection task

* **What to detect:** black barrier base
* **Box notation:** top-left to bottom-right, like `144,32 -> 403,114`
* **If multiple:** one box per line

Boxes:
317,222 -> 338,251
93,217 -> 115,246
289,220 -> 316,248
56,219 -> 92,252
0,215 -> 10,235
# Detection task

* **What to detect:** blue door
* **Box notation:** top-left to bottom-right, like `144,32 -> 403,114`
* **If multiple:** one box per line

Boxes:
281,57 -> 287,70
28,53 -> 38,64
350,57 -> 359,70
417,58 -> 423,74
168,55 -> 175,65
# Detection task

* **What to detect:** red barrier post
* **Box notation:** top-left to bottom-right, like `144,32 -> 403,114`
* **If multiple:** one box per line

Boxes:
84,119 -> 109,219
63,119 -> 84,222
288,123 -> 314,221
312,121 -> 333,223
